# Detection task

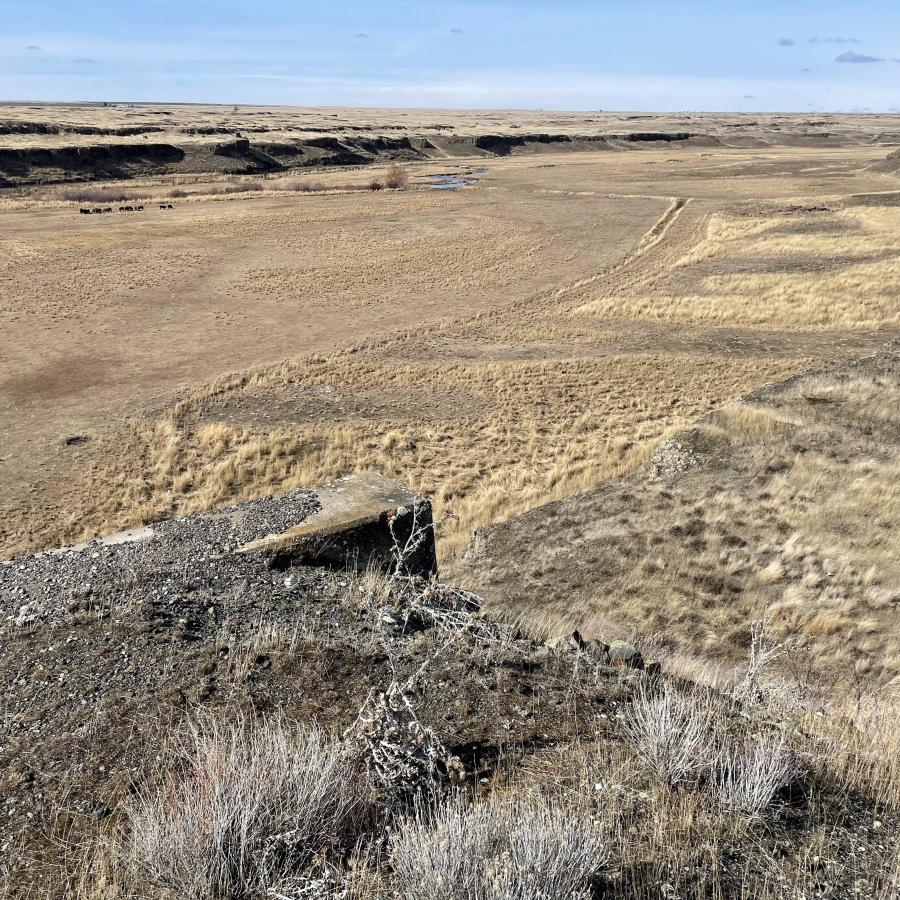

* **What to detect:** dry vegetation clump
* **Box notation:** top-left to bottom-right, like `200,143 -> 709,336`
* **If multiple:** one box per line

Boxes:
58,185 -> 148,203
621,682 -> 718,788
384,164 -> 409,190
714,733 -> 798,818
621,681 -> 799,817
122,717 -> 367,899
389,797 -> 607,900
273,178 -> 327,193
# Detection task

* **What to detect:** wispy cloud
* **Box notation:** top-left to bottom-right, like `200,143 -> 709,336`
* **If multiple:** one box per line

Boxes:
25,43 -> 40,51
835,50 -> 883,63
450,27 -> 464,35
73,56 -> 97,65
809,37 -> 859,44
355,32 -> 368,39
778,37 -> 796,46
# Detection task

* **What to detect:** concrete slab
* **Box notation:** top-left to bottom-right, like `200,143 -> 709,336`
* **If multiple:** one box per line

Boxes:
238,473 -> 437,578
5,474 -> 436,579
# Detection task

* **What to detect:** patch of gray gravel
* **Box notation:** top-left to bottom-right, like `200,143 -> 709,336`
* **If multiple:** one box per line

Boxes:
0,489 -> 320,627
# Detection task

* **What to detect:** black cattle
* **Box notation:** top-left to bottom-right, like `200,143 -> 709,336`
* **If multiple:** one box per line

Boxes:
123,206 -> 134,212
80,208 -> 91,215
92,208 -> 103,214
103,207 -> 112,213
136,205 -> 144,211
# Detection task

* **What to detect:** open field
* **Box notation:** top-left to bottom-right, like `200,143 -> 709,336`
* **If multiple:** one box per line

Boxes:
2,106 -> 900,900
2,119 -> 900,565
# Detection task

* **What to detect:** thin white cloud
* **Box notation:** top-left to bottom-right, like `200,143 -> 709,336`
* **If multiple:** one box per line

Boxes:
778,38 -> 796,46
810,37 -> 859,44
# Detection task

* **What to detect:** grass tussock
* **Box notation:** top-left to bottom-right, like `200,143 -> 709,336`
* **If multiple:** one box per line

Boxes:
390,797 -> 606,900
122,716 -> 367,899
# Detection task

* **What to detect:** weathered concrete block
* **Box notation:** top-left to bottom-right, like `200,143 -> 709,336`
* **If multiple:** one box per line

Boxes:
7,474 -> 437,581
239,474 -> 438,578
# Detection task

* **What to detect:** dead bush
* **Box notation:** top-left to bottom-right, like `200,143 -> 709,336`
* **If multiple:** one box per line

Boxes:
621,683 -> 718,787
122,716 -> 367,899
384,165 -> 408,190
368,180 -> 384,191
389,796 -> 606,900
713,733 -> 798,818
276,179 -> 327,193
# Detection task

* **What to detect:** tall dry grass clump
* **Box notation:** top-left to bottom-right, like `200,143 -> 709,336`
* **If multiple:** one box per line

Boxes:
621,683 -> 717,787
389,797 -> 606,900
122,716 -> 366,899
713,734 -> 797,818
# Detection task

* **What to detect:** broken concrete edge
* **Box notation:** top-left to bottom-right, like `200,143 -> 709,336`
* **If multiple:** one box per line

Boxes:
6,474 -> 438,580
246,502 -> 438,579
236,474 -> 438,579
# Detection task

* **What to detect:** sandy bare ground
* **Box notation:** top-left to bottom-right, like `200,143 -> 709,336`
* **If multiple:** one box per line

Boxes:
2,143 -> 899,557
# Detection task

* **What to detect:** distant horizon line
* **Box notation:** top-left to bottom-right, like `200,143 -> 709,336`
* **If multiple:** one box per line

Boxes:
1,98 -> 898,116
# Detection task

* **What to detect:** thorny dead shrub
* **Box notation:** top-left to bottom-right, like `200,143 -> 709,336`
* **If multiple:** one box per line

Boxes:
122,716 -> 366,899
345,680 -> 447,802
621,683 -> 717,788
737,612 -> 788,704
389,796 -> 607,900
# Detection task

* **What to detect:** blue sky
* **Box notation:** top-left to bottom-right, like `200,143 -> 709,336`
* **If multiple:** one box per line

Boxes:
2,0 -> 899,110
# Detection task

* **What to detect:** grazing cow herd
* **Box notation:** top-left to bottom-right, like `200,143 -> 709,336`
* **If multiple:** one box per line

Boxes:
79,204 -> 175,215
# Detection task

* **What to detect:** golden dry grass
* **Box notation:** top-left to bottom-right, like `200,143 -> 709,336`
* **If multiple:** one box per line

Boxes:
3,143 -> 899,578
576,207 -> 900,329
459,347 -> 900,694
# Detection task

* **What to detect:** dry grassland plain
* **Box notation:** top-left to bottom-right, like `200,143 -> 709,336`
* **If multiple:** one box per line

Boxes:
4,105 -> 900,900
2,130 -> 900,570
